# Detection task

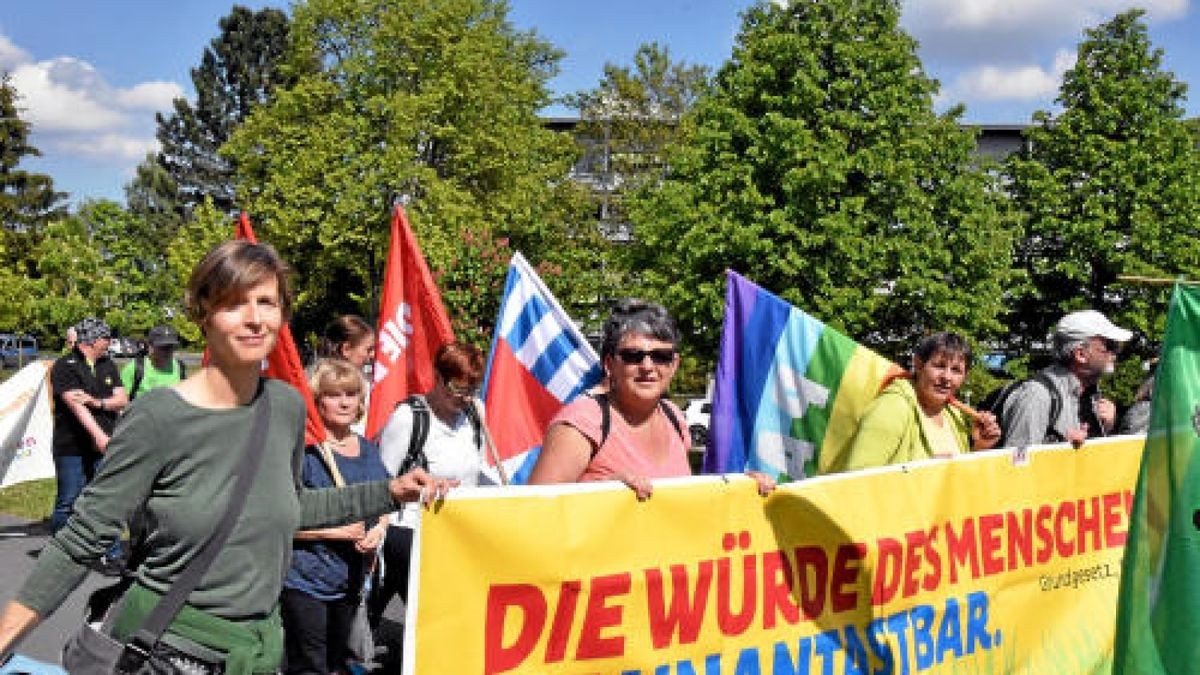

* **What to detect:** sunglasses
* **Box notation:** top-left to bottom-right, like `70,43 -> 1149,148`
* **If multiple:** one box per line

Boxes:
443,379 -> 480,398
615,348 -> 676,365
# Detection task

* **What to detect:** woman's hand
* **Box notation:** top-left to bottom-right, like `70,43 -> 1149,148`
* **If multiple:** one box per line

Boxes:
355,522 -> 387,553
619,473 -> 654,501
389,468 -> 457,507
745,471 -> 776,495
971,411 -> 1002,450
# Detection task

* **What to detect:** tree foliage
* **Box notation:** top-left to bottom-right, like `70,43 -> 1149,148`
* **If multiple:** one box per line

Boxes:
1004,10 -> 1200,357
155,5 -> 292,215
568,43 -> 710,243
627,0 -> 1016,362
224,0 -> 596,345
0,73 -> 67,285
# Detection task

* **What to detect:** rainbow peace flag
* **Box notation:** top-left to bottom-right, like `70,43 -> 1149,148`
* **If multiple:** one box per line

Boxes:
1114,284 -> 1200,673
703,271 -> 901,479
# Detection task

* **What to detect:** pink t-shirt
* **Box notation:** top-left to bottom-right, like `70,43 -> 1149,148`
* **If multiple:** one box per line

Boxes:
549,396 -> 692,482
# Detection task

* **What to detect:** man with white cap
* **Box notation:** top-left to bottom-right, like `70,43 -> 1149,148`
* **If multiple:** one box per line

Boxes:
998,309 -> 1132,448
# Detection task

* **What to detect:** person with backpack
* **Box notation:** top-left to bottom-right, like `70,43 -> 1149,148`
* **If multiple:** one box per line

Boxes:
997,310 -> 1131,449
120,324 -> 187,400
527,299 -> 774,500
372,342 -> 487,629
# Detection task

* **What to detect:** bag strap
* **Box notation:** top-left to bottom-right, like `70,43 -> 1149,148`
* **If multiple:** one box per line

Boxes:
130,356 -> 146,400
121,387 -> 273,667
590,392 -> 684,459
401,395 -> 431,473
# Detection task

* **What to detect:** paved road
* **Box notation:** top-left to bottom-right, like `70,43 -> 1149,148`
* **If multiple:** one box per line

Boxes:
0,515 -> 407,672
0,515 -> 96,671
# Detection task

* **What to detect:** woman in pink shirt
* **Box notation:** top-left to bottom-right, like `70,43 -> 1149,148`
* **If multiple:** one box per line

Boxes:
529,299 -> 773,499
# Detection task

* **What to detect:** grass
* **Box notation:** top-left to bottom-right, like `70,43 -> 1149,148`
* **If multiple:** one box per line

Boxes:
0,477 -> 55,521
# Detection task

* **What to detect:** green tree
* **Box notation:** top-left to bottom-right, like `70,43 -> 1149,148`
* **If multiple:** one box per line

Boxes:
155,5 -> 292,214
568,43 -> 711,243
0,73 -> 67,283
25,215 -> 115,345
166,201 -> 232,344
224,0 -> 594,344
1004,10 -> 1200,359
627,0 -> 1016,362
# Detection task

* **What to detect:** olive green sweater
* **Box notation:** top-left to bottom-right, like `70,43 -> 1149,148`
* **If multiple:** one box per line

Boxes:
18,379 -> 396,621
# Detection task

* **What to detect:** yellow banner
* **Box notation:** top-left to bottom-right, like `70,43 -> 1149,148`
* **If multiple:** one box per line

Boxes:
407,437 -> 1143,674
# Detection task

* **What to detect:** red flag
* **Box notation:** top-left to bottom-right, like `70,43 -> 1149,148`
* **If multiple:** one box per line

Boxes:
365,205 -> 455,439
235,213 -> 327,445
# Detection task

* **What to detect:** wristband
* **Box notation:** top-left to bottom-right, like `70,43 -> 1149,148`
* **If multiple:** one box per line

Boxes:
99,398 -> 105,411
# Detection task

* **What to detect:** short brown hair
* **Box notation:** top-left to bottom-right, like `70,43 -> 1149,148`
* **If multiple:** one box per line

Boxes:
434,342 -> 485,385
309,358 -> 368,418
185,240 -> 294,325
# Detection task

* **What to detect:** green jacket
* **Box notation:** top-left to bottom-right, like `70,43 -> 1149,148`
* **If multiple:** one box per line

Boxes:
832,378 -> 971,473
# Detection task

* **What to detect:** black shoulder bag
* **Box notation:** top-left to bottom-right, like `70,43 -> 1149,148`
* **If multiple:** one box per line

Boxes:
62,392 -> 273,674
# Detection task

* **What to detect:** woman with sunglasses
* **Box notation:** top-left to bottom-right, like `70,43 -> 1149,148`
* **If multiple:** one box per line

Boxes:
529,299 -> 773,499
372,342 -> 486,634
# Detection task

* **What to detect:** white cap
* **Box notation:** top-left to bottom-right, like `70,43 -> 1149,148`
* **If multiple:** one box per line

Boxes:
1056,310 -> 1133,342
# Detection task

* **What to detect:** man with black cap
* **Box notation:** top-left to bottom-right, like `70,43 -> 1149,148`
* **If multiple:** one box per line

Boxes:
49,317 -> 128,532
120,324 -> 186,400
998,309 -> 1133,448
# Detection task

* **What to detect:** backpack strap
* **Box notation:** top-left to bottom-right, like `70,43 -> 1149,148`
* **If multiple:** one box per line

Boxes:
130,355 -> 146,400
589,392 -> 684,459
1030,372 -> 1064,441
592,392 -> 612,459
461,400 -> 483,451
659,400 -> 684,440
399,395 -> 431,475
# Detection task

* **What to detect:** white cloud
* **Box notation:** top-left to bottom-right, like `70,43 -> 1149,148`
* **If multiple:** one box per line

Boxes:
115,81 -> 181,110
905,0 -> 1191,65
0,34 -> 30,70
10,59 -> 128,132
949,49 -> 1076,102
0,29 -> 183,184
55,132 -> 159,162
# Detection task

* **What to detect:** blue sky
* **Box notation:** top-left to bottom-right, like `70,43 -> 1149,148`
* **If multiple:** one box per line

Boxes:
2,0 -> 1197,204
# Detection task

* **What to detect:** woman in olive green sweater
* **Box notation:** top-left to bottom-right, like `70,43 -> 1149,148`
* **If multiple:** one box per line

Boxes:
0,241 -> 453,673
833,332 -> 1002,473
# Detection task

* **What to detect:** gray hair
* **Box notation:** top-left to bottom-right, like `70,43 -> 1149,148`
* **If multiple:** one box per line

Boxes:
600,299 -> 680,359
1051,332 -> 1088,365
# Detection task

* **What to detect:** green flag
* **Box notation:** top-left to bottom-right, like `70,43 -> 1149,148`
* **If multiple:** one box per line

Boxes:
1114,284 -> 1200,673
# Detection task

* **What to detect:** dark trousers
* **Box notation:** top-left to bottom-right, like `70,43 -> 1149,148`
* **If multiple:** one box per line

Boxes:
281,587 -> 357,674
368,525 -> 414,628
51,453 -> 101,532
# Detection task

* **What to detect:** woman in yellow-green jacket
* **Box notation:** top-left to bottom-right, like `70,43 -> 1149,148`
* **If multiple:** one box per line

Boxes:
834,332 -> 1002,473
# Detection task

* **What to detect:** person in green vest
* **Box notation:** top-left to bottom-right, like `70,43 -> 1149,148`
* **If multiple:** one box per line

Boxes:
120,325 -> 186,400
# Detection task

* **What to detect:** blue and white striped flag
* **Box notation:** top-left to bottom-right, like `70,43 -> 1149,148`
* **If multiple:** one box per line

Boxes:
481,252 -> 602,484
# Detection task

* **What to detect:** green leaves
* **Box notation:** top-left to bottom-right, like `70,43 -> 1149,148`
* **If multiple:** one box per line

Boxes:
223,0 -> 588,346
629,0 -> 1015,364
1004,9 -> 1200,368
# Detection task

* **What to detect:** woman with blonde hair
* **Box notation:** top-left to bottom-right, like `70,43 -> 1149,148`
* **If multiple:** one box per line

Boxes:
283,358 -> 389,673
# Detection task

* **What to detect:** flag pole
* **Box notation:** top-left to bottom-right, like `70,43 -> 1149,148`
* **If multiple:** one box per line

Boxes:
472,398 -> 509,485
1116,274 -> 1200,286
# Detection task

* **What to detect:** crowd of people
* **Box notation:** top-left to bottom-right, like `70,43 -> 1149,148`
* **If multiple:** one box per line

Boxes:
0,239 -> 1156,674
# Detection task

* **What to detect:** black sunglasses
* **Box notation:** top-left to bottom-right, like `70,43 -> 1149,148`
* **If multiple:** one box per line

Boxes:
615,348 -> 676,365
